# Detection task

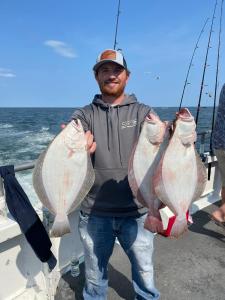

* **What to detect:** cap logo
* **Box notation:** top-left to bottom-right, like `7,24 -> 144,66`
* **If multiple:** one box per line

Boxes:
100,50 -> 116,61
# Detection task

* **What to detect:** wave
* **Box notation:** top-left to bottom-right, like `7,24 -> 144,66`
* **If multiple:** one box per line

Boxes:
40,126 -> 50,132
17,171 -> 40,206
20,131 -> 54,147
0,129 -> 55,169
0,129 -> 32,139
0,123 -> 14,129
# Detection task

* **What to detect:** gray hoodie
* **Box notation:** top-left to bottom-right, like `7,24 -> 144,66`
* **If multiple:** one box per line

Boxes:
72,94 -> 153,217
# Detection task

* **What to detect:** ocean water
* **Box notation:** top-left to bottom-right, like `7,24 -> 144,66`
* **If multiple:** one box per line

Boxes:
0,107 -> 215,206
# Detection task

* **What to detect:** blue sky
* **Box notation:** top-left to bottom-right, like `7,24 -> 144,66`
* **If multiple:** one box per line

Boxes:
0,0 -> 224,107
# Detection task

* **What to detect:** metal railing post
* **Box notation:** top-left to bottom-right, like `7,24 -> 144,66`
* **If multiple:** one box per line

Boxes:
14,162 -> 36,172
197,130 -> 211,156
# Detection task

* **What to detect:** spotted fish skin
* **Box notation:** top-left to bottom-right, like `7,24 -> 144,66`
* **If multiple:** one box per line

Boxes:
33,119 -> 95,237
128,113 -> 169,214
153,108 -> 207,238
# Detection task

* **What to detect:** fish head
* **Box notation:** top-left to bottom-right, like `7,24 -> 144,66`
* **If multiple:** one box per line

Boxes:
177,108 -> 193,121
145,113 -> 166,144
175,108 -> 196,145
63,119 -> 87,151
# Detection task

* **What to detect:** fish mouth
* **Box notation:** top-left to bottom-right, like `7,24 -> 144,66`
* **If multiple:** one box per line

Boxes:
146,113 -> 160,124
178,108 -> 194,122
74,119 -> 79,126
71,119 -> 82,131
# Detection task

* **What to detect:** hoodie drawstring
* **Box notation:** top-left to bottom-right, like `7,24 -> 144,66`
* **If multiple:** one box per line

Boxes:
117,106 -> 122,166
106,107 -> 111,151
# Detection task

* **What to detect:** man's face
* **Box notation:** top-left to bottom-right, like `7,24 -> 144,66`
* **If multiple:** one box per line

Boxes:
95,62 -> 129,97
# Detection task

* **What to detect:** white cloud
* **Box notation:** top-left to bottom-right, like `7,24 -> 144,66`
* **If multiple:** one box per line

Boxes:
0,68 -> 16,78
44,40 -> 77,58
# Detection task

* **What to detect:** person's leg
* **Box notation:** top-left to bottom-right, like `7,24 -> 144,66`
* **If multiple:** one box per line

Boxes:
211,205 -> 225,222
212,149 -> 225,222
216,149 -> 225,203
78,212 -> 115,300
117,214 -> 160,300
212,186 -> 225,220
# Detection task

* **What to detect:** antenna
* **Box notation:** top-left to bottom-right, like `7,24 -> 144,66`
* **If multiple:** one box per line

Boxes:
113,0 -> 121,50
179,18 -> 209,110
195,0 -> 218,125
210,0 -> 224,152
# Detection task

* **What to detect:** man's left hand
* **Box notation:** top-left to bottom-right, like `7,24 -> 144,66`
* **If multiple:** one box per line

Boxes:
144,212 -> 164,234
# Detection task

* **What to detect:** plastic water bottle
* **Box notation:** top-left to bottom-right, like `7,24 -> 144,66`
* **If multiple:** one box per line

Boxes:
71,255 -> 80,277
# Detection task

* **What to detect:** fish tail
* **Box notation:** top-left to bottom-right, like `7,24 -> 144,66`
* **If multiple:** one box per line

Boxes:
51,213 -> 70,237
170,216 -> 188,238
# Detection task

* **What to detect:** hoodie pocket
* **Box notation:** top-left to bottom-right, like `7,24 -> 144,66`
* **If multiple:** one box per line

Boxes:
87,168 -> 138,212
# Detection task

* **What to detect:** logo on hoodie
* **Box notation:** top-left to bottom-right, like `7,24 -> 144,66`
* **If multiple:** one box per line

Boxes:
121,119 -> 137,129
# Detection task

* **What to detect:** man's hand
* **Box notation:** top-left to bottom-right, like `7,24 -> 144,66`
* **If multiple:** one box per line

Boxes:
85,131 -> 97,154
144,211 -> 164,234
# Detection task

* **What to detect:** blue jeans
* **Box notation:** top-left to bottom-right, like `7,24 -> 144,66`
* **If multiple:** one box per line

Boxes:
78,212 -> 160,300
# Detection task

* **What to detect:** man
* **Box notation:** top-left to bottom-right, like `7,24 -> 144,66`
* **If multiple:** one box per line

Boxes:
211,84 -> 225,227
72,49 -> 161,299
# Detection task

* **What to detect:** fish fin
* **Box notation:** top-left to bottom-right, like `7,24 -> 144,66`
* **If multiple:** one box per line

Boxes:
170,217 -> 188,238
33,149 -> 56,214
128,142 -> 148,207
68,154 -> 95,213
51,213 -> 70,237
153,155 -> 169,205
191,149 -> 207,201
128,142 -> 138,196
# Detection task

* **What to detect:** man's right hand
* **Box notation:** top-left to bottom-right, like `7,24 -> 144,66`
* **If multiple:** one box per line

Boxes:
85,130 -> 97,154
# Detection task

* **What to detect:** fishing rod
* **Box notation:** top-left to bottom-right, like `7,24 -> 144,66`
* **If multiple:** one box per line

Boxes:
195,0 -> 218,125
179,18 -> 209,110
113,0 -> 121,50
210,0 -> 224,152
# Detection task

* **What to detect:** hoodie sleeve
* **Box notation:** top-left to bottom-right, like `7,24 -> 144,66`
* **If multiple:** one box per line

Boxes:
139,104 -> 157,118
71,108 -> 90,132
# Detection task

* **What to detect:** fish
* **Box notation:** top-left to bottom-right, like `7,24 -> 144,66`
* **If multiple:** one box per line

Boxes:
33,119 -> 95,237
153,108 -> 207,237
128,113 -> 169,215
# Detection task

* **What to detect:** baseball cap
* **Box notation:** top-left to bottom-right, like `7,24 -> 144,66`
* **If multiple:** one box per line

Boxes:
93,49 -> 129,72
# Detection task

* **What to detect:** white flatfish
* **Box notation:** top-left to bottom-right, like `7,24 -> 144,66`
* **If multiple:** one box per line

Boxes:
128,113 -> 169,213
153,108 -> 207,237
33,119 -> 95,237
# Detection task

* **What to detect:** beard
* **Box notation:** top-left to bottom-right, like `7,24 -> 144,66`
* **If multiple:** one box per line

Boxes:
99,80 -> 126,98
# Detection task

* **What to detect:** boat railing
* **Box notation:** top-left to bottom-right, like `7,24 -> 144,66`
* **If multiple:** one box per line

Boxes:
0,129 -> 213,219
0,162 -> 36,197
197,129 -> 212,157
